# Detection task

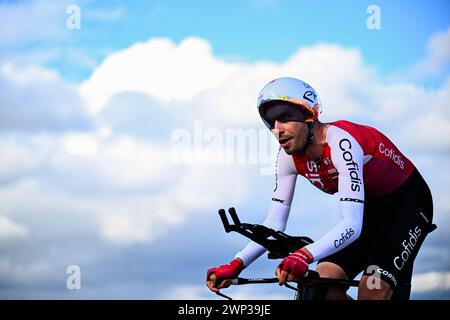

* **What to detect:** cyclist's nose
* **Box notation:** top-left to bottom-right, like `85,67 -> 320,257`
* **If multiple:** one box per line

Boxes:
273,120 -> 284,131
271,121 -> 285,138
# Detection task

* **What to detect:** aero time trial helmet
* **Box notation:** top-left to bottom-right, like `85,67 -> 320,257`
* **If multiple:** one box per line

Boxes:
257,77 -> 322,129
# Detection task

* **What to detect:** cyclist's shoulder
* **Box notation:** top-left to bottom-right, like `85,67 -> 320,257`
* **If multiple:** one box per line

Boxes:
325,120 -> 360,141
327,119 -> 379,132
326,120 -> 385,144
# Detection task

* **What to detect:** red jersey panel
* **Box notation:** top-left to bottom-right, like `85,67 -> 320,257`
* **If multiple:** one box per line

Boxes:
292,120 -> 415,198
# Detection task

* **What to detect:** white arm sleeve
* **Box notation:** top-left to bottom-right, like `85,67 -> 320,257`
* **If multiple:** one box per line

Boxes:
235,147 -> 297,267
305,126 -> 365,262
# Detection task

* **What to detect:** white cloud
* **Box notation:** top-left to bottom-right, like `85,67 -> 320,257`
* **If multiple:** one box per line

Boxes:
0,256 -> 50,285
282,44 -> 376,118
95,195 -> 184,245
89,137 -> 174,190
401,111 -> 450,151
0,216 -> 28,240
174,165 -> 249,211
0,136 -> 43,180
91,162 -> 250,245
0,0 -> 69,43
1,63 -> 59,84
412,27 -> 450,77
398,77 -> 450,151
0,48 -> 61,70
79,37 -> 241,114
26,134 -> 175,192
100,212 -> 163,245
0,131 -> 251,246
0,63 -> 91,132
62,133 -> 99,157
0,1 -> 125,44
412,271 -> 450,293
97,91 -> 173,137
0,175 -> 152,247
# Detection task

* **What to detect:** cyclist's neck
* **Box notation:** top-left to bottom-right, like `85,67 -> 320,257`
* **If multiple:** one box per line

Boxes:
303,122 -> 329,161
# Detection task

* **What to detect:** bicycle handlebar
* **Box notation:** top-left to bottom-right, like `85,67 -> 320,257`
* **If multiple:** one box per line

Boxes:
218,207 -> 313,259
213,208 -> 362,300
230,277 -> 279,285
229,270 -> 320,285
215,270 -> 360,300
213,207 -> 414,300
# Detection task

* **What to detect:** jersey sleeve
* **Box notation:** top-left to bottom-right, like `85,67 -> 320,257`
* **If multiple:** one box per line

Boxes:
235,147 -> 298,267
305,126 -> 365,262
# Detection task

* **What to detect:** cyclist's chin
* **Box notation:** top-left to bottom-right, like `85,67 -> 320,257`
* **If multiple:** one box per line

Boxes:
283,146 -> 294,155
284,140 -> 306,155
283,142 -> 298,155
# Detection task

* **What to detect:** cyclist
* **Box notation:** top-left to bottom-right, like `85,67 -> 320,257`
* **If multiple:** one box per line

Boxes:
206,77 -> 435,300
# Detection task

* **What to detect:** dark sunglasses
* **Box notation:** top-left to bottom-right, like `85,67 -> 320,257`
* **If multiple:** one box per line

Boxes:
263,104 -> 310,129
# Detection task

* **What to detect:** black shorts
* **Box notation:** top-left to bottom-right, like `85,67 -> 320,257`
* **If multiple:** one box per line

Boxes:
318,168 -> 435,290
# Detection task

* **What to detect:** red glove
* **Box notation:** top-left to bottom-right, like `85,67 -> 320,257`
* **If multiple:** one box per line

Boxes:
207,258 -> 244,285
277,249 -> 312,282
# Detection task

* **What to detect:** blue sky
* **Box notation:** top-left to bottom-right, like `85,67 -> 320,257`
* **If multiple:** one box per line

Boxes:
90,0 -> 438,86
0,0 -> 449,300
3,0 -> 447,82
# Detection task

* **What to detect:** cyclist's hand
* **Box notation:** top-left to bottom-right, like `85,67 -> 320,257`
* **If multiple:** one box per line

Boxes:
276,249 -> 312,284
206,258 -> 244,293
206,273 -> 232,293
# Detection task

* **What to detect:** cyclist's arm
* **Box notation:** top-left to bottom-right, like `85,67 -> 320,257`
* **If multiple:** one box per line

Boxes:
305,126 -> 365,262
234,147 -> 298,267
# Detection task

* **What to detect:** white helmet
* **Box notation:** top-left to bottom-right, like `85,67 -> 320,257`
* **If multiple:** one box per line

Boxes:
257,77 -> 322,128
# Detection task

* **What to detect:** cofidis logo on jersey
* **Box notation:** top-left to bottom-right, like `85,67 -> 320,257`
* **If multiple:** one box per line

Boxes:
379,143 -> 405,169
334,228 -> 355,248
305,160 -> 325,189
339,139 -> 362,192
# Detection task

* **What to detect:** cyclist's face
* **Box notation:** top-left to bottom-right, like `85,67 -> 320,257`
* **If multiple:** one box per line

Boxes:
263,103 -> 310,154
